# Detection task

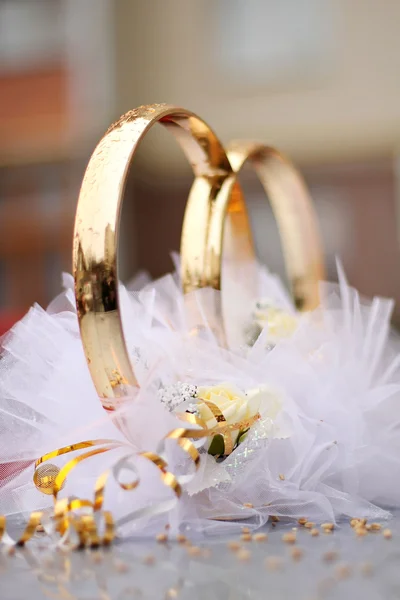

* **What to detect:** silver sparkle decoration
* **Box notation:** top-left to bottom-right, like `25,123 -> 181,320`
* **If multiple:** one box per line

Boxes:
158,382 -> 198,412
216,420 -> 272,490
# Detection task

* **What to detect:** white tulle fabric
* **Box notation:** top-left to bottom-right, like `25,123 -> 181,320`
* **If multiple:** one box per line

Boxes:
1,261 -> 400,538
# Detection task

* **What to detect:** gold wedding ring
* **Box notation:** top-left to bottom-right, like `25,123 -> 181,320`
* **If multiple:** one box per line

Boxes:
74,103 -> 324,408
73,104 -> 252,408
181,141 -> 325,347
226,141 -> 325,311
182,144 -> 324,310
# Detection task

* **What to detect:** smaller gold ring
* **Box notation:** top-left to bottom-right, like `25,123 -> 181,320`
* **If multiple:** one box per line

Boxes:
181,141 -> 325,347
226,141 -> 325,311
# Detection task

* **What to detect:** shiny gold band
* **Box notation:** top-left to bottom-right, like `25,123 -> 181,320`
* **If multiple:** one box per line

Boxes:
181,141 -> 325,316
74,103 -> 324,405
226,142 -> 325,311
73,103 -> 249,406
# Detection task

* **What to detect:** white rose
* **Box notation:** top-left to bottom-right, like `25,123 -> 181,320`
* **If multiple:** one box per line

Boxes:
246,385 -> 290,440
196,384 -> 261,457
246,301 -> 297,346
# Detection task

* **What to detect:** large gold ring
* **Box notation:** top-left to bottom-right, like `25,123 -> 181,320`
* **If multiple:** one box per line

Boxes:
73,104 -> 252,408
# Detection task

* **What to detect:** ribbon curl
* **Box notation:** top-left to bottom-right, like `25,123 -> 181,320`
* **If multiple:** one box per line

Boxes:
0,406 -> 260,549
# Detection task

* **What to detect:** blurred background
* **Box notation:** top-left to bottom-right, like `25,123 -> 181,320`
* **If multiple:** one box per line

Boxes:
2,0 -> 400,331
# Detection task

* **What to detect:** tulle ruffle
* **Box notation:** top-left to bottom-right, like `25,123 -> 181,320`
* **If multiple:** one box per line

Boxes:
1,261 -> 400,536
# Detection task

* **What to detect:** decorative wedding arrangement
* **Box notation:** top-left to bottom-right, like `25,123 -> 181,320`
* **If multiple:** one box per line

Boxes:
1,104 -> 399,549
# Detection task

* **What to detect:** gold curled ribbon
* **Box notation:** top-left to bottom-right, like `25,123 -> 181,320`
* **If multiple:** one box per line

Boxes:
178,400 -> 261,457
0,511 -> 42,547
0,408 -> 260,549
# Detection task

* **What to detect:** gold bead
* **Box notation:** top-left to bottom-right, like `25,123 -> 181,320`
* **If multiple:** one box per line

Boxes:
33,463 -> 62,495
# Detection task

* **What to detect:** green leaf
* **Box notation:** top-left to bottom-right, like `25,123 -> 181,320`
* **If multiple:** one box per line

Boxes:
236,428 -> 250,447
208,434 -> 225,457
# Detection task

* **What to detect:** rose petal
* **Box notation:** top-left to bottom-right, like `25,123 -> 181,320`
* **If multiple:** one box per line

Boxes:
221,403 -> 238,423
234,402 -> 247,423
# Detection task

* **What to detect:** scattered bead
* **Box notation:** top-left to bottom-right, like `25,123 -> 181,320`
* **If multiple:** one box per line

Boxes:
227,541 -> 241,552
323,550 -> 339,563
350,518 -> 366,529
279,474 -> 285,481
290,547 -> 303,561
243,503 -> 254,509
242,527 -> 250,534
310,528 -> 319,537
253,533 -> 268,542
350,518 -> 359,528
354,527 -> 367,537
297,518 -> 307,526
176,534 -> 187,544
335,563 -> 352,580
370,523 -> 382,531
292,527 -> 298,532
282,532 -> 296,544
114,559 -> 129,573
236,548 -> 251,562
36,524 -> 45,533
360,562 -> 374,577
166,588 -> 179,598
156,533 -> 168,543
265,556 -> 284,571
383,528 -> 392,539
241,533 -> 252,542
187,546 -> 202,557
304,522 -> 315,529
271,516 -> 280,523
321,523 -> 334,532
